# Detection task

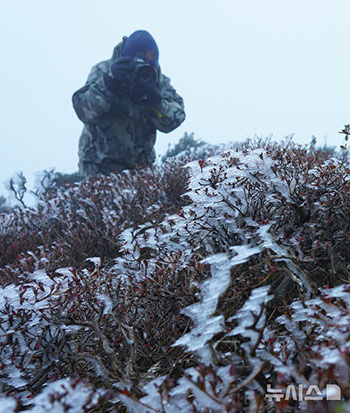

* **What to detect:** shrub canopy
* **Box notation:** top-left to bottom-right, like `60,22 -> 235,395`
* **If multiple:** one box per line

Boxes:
0,140 -> 350,411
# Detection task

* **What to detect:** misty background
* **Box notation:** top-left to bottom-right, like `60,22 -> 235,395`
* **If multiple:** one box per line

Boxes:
1,0 -> 350,199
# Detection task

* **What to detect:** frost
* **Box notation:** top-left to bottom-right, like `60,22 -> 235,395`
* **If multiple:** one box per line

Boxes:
85,257 -> 102,267
0,397 -> 17,413
229,244 -> 262,265
26,378 -> 107,412
229,286 -> 273,354
2,141 -> 350,411
258,225 -> 312,297
96,293 -> 113,315
174,254 -> 231,362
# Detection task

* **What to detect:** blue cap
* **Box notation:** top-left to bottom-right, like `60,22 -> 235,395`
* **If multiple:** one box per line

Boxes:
122,30 -> 159,69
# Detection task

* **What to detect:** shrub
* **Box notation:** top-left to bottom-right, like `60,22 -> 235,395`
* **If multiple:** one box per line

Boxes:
0,196 -> 9,213
0,157 -> 192,284
161,132 -> 207,162
1,139 -> 350,411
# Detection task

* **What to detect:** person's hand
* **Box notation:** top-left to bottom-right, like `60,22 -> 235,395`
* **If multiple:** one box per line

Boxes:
104,56 -> 161,104
110,57 -> 134,82
104,57 -> 135,94
130,82 -> 161,105
144,86 -> 161,105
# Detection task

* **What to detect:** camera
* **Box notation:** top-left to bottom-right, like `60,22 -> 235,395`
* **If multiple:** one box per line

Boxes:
133,57 -> 158,85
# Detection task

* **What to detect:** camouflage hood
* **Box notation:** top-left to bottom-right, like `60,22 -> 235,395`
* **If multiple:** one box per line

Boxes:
111,41 -> 123,61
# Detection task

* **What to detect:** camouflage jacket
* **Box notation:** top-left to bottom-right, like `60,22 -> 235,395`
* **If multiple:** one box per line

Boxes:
72,40 -> 185,177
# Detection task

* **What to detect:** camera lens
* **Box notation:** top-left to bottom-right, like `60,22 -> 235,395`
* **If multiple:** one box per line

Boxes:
136,65 -> 156,84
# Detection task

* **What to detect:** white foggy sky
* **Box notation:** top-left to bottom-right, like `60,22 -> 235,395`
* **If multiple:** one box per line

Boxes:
1,0 -> 350,196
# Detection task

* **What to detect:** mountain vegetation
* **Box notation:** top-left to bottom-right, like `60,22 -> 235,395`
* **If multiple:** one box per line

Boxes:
0,137 -> 350,411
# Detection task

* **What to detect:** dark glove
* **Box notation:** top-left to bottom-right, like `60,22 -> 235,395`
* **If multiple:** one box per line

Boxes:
129,82 -> 162,105
104,57 -> 135,94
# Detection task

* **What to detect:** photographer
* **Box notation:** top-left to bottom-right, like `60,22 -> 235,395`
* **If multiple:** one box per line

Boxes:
72,30 -> 185,178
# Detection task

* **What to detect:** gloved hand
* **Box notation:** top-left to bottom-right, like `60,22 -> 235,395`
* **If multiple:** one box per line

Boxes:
104,57 -> 135,94
104,57 -> 162,105
129,81 -> 162,105
111,57 -> 134,81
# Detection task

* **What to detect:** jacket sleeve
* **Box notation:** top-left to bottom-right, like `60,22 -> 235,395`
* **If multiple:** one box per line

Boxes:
72,62 -> 124,125
151,75 -> 185,133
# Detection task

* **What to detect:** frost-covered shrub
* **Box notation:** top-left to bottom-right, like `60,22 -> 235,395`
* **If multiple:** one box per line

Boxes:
0,157 -> 192,284
1,139 -> 350,411
0,377 -> 110,412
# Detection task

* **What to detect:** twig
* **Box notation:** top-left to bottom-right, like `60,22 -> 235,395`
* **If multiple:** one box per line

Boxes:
226,361 -> 266,395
